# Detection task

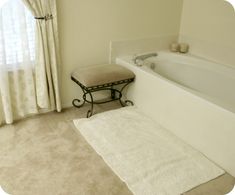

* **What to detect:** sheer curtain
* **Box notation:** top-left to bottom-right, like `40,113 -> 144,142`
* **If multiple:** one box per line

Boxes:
0,0 -> 38,125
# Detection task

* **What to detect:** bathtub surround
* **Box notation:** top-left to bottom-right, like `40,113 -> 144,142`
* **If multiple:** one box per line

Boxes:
109,35 -> 178,63
117,53 -> 235,177
179,0 -> 235,66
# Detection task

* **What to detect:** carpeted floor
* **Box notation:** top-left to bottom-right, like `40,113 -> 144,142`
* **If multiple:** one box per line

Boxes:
0,103 -> 132,195
0,103 -> 234,195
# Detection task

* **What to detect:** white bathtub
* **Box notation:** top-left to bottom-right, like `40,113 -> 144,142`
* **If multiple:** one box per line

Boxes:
145,52 -> 235,113
116,51 -> 235,177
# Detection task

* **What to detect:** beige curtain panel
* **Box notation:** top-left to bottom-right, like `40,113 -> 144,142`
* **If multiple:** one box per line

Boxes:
0,0 -> 61,125
22,0 -> 61,112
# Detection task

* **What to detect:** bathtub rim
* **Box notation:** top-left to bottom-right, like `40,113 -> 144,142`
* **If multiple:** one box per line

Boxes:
116,56 -> 235,115
144,51 -> 235,79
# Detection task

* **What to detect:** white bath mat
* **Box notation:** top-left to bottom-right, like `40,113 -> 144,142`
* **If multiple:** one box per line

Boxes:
73,107 -> 224,195
0,187 -> 10,195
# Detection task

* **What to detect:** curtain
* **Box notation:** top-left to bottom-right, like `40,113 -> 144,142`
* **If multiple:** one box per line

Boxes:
0,0 -> 38,125
21,0 -> 61,112
0,0 -> 61,125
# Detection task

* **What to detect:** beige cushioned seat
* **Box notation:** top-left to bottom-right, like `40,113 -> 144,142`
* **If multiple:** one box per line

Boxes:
71,64 -> 135,88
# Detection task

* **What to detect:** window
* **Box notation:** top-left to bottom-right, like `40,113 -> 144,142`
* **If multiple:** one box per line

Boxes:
0,0 -> 35,67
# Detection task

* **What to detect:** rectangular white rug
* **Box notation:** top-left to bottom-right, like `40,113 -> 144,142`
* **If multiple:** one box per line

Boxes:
73,107 -> 224,195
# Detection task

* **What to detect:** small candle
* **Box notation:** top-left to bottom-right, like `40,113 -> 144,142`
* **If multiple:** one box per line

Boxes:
179,43 -> 189,53
170,43 -> 179,52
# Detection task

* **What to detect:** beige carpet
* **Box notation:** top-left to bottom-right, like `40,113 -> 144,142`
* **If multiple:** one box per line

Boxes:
0,103 -> 132,195
0,102 -> 234,195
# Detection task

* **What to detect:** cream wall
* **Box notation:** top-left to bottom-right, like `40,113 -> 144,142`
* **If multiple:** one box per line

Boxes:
56,0 -> 183,107
179,0 -> 235,66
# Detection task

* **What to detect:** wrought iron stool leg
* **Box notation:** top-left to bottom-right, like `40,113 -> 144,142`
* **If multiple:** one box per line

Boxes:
111,87 -> 116,100
119,82 -> 134,107
72,89 -> 86,108
72,99 -> 85,108
124,100 -> 134,106
86,91 -> 94,118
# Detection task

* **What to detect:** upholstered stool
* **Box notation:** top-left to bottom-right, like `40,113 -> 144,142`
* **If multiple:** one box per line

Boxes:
71,64 -> 135,117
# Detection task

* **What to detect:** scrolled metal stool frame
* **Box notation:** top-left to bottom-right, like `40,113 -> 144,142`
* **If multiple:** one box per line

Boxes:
71,76 -> 134,118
